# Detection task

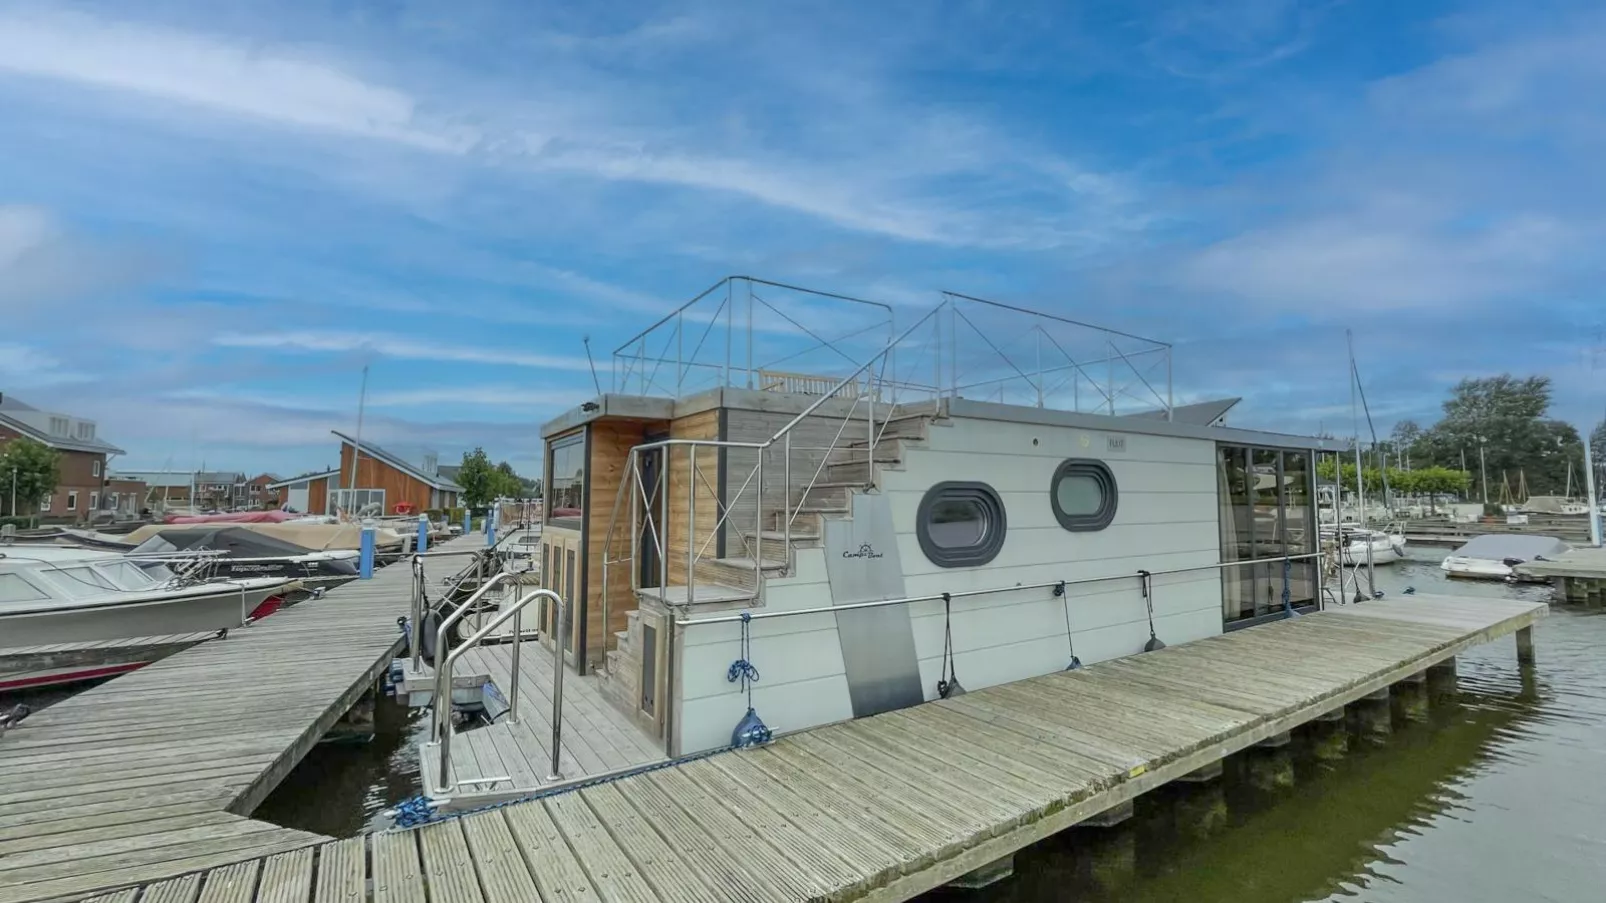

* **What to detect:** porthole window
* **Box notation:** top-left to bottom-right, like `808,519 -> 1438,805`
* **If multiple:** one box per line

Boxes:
917,481 -> 1007,567
1050,459 -> 1117,531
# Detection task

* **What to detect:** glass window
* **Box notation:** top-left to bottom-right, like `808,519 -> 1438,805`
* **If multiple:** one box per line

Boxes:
916,482 -> 1007,568
546,432 -> 587,531
1050,459 -> 1118,531
1219,444 -> 1318,627
97,561 -> 156,589
50,567 -> 116,591
66,491 -> 78,511
0,573 -> 49,604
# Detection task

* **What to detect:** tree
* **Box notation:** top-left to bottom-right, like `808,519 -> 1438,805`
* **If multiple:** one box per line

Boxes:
1590,420 -> 1606,494
1415,375 -> 1581,496
456,448 -> 497,509
0,438 -> 61,517
492,461 -> 524,499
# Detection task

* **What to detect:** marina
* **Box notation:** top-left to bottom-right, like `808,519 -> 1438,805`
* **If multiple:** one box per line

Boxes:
3,593 -> 1542,902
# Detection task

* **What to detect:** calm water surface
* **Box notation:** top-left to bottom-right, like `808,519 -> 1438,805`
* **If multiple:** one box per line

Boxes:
180,552 -> 1606,900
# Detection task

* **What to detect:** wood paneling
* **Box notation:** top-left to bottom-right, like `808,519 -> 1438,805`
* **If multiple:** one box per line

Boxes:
336,445 -> 440,514
306,477 -> 330,515
583,419 -> 665,667
666,411 -> 721,586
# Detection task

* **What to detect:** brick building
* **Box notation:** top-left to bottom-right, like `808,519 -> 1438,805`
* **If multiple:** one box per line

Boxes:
0,393 -> 124,523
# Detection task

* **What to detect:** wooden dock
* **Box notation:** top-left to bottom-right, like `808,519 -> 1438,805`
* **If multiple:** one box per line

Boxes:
422,640 -> 665,802
1512,545 -> 1606,605
35,593 -> 1545,903
0,533 -> 487,903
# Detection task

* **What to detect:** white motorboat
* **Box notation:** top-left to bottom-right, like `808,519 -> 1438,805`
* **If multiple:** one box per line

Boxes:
1322,525 -> 1407,566
1441,534 -> 1569,581
0,546 -> 295,649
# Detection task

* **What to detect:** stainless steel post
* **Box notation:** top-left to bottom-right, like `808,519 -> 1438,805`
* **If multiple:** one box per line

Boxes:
1107,341 -> 1116,415
509,590 -> 522,725
628,448 -> 638,594
866,370 -> 875,480
1166,350 -> 1174,421
676,312 -> 683,394
1364,537 -> 1376,599
783,433 -> 792,569
547,593 -> 566,782
933,312 -> 942,400
754,448 -> 764,587
408,558 -> 422,670
746,281 -> 754,389
687,444 -> 697,605
724,280 -> 733,388
1035,326 -> 1044,408
661,442 -> 670,603
949,301 -> 958,398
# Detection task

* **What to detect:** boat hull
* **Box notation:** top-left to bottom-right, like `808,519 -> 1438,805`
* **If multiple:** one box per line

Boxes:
0,584 -> 285,648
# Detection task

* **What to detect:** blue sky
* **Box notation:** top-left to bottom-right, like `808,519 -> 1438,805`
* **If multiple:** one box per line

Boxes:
1,0 -> 1603,478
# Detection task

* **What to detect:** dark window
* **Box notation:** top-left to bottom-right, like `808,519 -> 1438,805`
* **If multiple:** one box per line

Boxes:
1049,459 -> 1118,531
1218,445 -> 1317,627
545,432 -> 586,531
916,481 -> 1007,568
564,548 -> 576,652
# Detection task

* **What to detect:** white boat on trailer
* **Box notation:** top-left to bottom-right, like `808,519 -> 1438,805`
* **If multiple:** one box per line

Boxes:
0,545 -> 295,650
1441,533 -> 1569,581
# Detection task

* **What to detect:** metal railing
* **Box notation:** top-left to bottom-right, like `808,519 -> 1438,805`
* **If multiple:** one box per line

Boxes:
671,552 -> 1326,626
597,304 -> 946,657
409,549 -> 495,672
421,569 -> 518,702
432,587 -> 564,792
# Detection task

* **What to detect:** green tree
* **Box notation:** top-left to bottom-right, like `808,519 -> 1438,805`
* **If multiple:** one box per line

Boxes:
0,438 -> 61,517
1416,375 -> 1580,496
492,461 -> 524,499
456,448 -> 497,509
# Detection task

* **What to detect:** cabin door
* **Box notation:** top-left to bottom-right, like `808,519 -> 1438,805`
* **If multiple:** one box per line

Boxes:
638,431 -> 669,588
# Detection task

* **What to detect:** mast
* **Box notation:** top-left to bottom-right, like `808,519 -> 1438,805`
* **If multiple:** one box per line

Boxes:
1347,331 -> 1365,523
347,365 -> 370,516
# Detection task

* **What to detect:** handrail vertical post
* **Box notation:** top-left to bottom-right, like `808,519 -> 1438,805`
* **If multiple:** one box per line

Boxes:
746,280 -> 754,389
660,442 -> 670,604
866,364 -> 875,482
629,449 -> 639,594
509,589 -> 522,724
783,432 -> 792,570
1107,340 -> 1116,415
547,593 -> 566,782
933,309 -> 942,401
408,558 -> 422,670
676,312 -> 683,394
687,444 -> 697,604
1166,349 -> 1174,421
1035,326 -> 1045,408
724,280 -> 733,388
755,448 -> 764,587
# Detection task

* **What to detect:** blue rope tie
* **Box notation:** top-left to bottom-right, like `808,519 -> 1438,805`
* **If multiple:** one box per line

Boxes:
1282,557 -> 1301,617
728,611 -> 772,748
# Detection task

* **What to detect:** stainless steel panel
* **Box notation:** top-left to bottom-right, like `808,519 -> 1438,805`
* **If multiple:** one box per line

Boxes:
824,492 -> 924,716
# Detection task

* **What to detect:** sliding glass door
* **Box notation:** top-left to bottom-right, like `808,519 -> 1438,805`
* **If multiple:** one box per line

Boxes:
1218,444 -> 1317,627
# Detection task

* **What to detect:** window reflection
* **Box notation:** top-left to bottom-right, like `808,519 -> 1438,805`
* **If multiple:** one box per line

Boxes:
546,432 -> 586,531
1219,445 -> 1316,625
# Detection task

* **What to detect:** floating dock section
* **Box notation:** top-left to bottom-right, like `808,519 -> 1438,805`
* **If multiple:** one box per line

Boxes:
0,534 -> 486,903
20,593 -> 1545,903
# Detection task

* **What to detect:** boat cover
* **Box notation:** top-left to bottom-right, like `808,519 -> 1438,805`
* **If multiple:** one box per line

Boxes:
164,511 -> 301,524
123,522 -> 406,551
132,527 -> 322,558
1448,534 -> 1569,562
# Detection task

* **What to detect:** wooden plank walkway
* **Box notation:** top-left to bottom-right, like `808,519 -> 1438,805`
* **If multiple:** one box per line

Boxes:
61,593 -> 1544,903
421,641 -> 664,799
0,534 -> 487,903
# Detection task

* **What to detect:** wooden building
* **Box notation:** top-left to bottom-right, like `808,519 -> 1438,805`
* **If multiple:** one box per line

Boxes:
331,432 -> 461,515
265,469 -> 340,515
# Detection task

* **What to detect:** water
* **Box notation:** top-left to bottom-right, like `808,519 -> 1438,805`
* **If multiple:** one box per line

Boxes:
957,554 -> 1606,903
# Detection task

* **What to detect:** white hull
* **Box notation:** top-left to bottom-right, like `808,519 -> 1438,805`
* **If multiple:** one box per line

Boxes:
0,583 -> 287,648
1441,557 -> 1514,581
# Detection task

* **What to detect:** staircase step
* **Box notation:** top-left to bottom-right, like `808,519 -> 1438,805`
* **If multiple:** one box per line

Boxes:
636,583 -> 755,606
828,438 -> 905,464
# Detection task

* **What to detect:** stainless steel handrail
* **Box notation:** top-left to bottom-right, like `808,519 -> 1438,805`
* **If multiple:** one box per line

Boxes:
421,569 -> 518,706
433,588 -> 563,792
674,552 -> 1325,626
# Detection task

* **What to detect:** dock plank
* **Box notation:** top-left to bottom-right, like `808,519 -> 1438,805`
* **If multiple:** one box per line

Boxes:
371,830 -> 426,903
416,819 -> 486,903
311,836 -> 364,903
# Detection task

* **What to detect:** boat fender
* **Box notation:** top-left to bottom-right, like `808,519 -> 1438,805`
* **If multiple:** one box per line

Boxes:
1403,586 -> 1416,595
0,704 -> 31,730
421,610 -> 442,664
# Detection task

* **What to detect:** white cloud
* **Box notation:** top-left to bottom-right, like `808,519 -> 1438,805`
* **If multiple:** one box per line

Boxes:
0,342 -> 90,387
210,331 -> 601,372
0,7 -> 472,152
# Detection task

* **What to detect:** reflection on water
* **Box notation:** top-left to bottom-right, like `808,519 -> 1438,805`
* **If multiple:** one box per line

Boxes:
951,553 -> 1606,902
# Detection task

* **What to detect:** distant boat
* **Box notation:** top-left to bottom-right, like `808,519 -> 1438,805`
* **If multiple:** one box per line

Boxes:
1441,534 -> 1569,581
0,545 -> 294,649
1322,525 -> 1407,566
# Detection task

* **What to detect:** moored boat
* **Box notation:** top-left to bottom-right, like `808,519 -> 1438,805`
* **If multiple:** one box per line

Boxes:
1441,533 -> 1569,581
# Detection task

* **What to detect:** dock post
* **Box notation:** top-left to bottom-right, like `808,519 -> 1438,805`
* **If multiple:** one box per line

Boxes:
948,855 -> 1015,890
1515,625 -> 1535,665
1172,781 -> 1228,841
1355,688 -> 1392,741
487,505 -> 498,548
416,515 -> 429,554
359,526 -> 375,579
463,508 -> 471,535
1394,673 -> 1429,723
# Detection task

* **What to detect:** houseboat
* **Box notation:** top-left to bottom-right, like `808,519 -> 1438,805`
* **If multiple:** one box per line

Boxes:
462,280 -> 1347,763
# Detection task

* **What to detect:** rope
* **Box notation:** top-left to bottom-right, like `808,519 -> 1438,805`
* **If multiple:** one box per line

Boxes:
1055,580 -> 1081,669
727,612 -> 772,748
1281,557 -> 1300,617
1139,569 -> 1165,651
937,592 -> 964,698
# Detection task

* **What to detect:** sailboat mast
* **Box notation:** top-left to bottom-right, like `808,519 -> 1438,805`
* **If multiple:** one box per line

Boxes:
347,365 -> 370,513
1347,331 -> 1365,523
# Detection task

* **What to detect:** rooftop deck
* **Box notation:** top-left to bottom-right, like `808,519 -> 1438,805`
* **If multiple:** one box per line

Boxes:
0,533 -> 486,903
37,593 -> 1546,903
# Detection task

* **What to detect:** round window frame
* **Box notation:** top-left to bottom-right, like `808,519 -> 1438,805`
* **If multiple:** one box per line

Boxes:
1050,458 -> 1118,532
916,481 -> 1008,568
